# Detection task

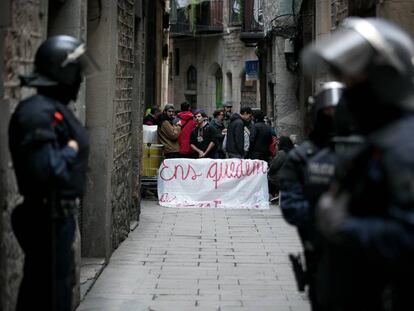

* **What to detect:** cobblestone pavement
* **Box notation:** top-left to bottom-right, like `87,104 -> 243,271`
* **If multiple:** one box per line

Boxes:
77,200 -> 310,311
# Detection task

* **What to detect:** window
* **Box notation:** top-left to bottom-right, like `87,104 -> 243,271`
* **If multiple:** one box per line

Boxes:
187,66 -> 197,90
229,0 -> 242,25
215,69 -> 223,108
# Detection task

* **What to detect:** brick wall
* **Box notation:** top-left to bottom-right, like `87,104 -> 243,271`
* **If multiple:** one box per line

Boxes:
111,0 -> 135,249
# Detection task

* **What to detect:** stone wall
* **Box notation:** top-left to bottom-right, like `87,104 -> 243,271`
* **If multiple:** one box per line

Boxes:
263,0 -> 303,139
272,36 -> 302,138
0,1 -> 47,310
111,0 -> 135,249
378,0 -> 414,38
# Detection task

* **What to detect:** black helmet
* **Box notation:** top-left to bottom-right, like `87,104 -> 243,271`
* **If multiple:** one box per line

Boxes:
308,82 -> 344,147
302,17 -> 414,111
313,81 -> 344,116
20,35 -> 96,88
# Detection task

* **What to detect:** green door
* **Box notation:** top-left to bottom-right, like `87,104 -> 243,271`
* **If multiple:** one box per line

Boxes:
215,69 -> 223,108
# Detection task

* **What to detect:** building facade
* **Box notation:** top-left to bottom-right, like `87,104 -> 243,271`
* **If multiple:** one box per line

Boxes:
261,0 -> 414,141
169,0 -> 262,116
0,1 -> 167,310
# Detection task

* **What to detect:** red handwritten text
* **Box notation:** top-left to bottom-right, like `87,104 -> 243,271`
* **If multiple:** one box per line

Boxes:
159,161 -> 203,181
206,160 -> 267,189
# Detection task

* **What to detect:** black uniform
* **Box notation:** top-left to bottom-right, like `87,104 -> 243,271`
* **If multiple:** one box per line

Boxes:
301,17 -> 414,310
316,118 -> 414,310
9,94 -> 89,311
278,141 -> 320,308
278,81 -> 346,310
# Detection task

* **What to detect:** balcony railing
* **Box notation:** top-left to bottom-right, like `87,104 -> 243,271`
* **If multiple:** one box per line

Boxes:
240,0 -> 264,44
170,0 -> 223,36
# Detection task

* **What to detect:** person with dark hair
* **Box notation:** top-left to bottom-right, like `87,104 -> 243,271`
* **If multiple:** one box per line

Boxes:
143,106 -> 160,125
210,109 -> 226,159
267,136 -> 294,203
302,17 -> 414,310
176,101 -> 196,157
180,101 -> 191,112
225,107 -> 253,159
222,101 -> 233,128
190,111 -> 218,158
9,35 -> 93,311
249,110 -> 272,161
157,104 -> 182,158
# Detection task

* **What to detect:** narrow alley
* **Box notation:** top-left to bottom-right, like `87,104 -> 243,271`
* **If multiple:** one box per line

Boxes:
77,200 -> 309,311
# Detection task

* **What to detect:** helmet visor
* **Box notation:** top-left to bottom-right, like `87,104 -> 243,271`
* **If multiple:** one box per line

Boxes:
61,43 -> 100,77
315,82 -> 345,110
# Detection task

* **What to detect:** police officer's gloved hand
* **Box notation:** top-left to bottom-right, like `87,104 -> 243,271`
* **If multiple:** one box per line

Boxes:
316,192 -> 349,243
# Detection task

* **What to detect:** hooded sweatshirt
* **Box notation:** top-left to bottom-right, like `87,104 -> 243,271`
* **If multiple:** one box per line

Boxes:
177,111 -> 197,155
226,113 -> 245,156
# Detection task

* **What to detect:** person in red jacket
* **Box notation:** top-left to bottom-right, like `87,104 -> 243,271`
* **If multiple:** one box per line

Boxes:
177,101 -> 197,158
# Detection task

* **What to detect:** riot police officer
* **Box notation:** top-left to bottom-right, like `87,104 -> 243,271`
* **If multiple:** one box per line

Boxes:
278,81 -> 344,310
9,36 -> 92,311
302,17 -> 414,310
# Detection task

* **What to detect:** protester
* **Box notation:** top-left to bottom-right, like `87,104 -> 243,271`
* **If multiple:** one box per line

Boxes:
177,101 -> 197,158
268,128 -> 278,158
248,110 -> 272,161
157,104 -> 182,158
222,101 -> 233,128
143,106 -> 160,125
9,35 -> 91,311
210,109 -> 226,159
225,107 -> 254,159
267,136 -> 294,204
303,17 -> 414,310
190,110 -> 218,158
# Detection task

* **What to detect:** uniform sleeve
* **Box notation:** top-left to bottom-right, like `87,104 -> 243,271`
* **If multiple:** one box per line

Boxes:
280,184 -> 310,228
278,152 -> 310,228
17,108 -> 77,186
337,148 -> 414,261
278,153 -> 303,191
342,210 -> 414,261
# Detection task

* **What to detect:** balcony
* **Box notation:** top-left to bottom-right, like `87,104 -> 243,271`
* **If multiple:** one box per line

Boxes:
170,0 -> 223,37
240,0 -> 264,45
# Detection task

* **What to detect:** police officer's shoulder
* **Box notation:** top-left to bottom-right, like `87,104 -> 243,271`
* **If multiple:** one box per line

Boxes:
371,116 -> 414,151
16,94 -> 57,129
288,140 -> 317,162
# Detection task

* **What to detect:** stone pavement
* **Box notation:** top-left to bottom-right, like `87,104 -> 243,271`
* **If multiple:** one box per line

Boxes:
77,200 -> 310,311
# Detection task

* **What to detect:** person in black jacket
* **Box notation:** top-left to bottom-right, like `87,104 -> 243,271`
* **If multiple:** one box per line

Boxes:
249,110 -> 272,161
190,111 -> 218,158
267,136 -> 294,203
210,109 -> 226,159
225,107 -> 253,159
9,36 -> 92,311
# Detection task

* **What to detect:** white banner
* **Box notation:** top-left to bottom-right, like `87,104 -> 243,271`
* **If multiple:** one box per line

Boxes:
158,158 -> 269,209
